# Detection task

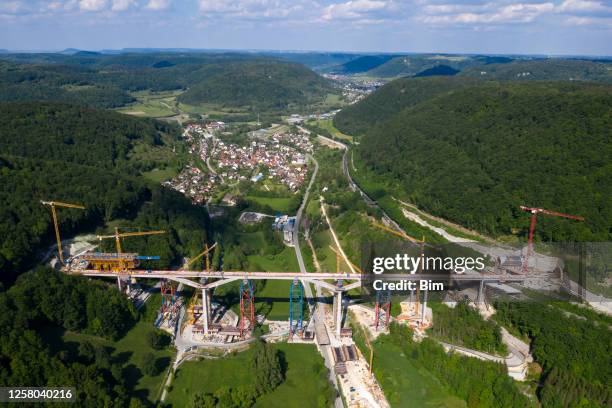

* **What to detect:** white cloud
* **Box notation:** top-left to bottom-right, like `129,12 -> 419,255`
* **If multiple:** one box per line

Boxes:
111,0 -> 135,11
420,1 -> 556,25
558,0 -> 610,13
79,0 -> 108,11
145,0 -> 171,10
322,0 -> 389,21
198,0 -> 305,21
564,15 -> 612,27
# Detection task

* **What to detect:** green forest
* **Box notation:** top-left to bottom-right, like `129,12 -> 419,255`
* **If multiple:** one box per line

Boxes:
0,54 -> 337,116
0,268 -> 144,405
494,301 -> 610,407
0,102 -> 209,283
177,60 -> 336,112
335,79 -> 612,242
430,301 -> 506,355
353,322 -> 532,408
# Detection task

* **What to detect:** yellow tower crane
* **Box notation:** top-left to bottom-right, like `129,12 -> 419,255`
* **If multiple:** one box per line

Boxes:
96,227 -> 166,254
41,200 -> 86,265
185,243 -> 217,324
95,228 -> 166,272
183,242 -> 217,271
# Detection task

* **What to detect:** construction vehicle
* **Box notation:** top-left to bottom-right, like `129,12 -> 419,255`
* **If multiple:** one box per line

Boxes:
41,200 -> 85,265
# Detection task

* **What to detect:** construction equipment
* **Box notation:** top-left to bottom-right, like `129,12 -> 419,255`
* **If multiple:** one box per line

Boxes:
183,243 -> 217,271
374,290 -> 392,331
289,277 -> 304,338
41,200 -> 86,265
329,245 -> 362,274
88,227 -> 165,272
519,206 -> 584,273
96,227 -> 165,253
371,221 -> 427,323
371,220 -> 422,244
79,252 -> 160,272
239,279 -> 255,338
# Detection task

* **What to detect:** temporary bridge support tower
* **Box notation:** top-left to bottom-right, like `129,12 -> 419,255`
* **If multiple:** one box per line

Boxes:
289,278 -> 304,338
239,279 -> 255,337
374,290 -> 391,331
160,279 -> 177,313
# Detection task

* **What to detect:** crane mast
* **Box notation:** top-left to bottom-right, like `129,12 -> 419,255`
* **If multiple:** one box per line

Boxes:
520,205 -> 584,273
41,200 -> 85,265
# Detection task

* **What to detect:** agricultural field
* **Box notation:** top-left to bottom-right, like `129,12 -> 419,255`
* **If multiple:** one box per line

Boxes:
311,118 -> 353,142
116,89 -> 183,118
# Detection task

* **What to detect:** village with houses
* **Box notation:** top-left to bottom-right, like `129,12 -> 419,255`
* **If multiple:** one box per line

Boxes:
163,120 -> 315,210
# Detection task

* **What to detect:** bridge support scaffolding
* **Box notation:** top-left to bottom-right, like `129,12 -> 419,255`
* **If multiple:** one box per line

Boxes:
239,279 -> 255,338
289,278 -> 304,338
374,290 -> 391,331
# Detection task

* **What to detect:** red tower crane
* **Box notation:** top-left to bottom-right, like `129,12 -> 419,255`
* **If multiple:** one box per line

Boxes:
519,206 -> 584,273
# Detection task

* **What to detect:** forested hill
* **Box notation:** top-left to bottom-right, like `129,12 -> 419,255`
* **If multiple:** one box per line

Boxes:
335,80 -> 612,242
0,102 -> 209,283
459,59 -> 612,82
333,77 -> 476,136
0,102 -> 172,170
332,55 -> 397,74
177,60 -> 335,111
0,55 -> 337,114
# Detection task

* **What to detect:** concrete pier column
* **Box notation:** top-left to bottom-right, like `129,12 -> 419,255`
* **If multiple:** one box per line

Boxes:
117,276 -> 122,292
202,288 -> 209,334
421,287 -> 428,325
335,291 -> 342,336
477,280 -> 485,304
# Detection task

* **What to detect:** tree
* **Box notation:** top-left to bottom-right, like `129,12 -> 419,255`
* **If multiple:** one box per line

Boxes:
191,392 -> 217,408
139,352 -> 160,377
147,330 -> 170,350
251,341 -> 284,395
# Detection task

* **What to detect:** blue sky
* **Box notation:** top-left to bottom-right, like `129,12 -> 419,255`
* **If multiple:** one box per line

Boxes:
0,0 -> 610,55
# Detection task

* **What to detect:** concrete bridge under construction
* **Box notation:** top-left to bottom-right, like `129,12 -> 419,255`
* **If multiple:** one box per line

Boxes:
69,267 -> 557,336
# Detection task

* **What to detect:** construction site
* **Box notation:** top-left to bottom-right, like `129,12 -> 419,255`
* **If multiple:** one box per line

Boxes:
39,194 -> 591,408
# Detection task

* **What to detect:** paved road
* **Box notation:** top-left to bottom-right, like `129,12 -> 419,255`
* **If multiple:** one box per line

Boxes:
293,154 -> 318,278
291,150 -> 343,408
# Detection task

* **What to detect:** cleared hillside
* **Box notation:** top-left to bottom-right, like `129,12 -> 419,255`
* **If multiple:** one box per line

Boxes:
336,79 -> 612,242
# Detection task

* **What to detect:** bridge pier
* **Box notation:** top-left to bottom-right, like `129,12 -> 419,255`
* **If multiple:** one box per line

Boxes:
202,288 -> 210,334
335,291 -> 342,336
420,287 -> 428,326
